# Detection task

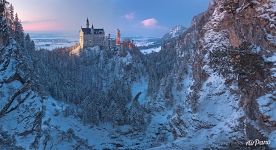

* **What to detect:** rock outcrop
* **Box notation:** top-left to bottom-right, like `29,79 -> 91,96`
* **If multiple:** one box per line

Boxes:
153,0 -> 275,149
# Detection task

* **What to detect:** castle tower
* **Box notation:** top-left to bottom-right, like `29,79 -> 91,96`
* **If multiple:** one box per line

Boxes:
86,18 -> 89,28
80,18 -> 105,49
116,29 -> 121,46
108,33 -> 111,48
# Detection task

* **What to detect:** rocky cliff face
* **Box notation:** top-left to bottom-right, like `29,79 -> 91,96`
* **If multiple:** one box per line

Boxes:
0,40 -> 99,149
199,0 -> 275,144
152,0 -> 275,149
162,25 -> 187,41
0,39 -> 43,149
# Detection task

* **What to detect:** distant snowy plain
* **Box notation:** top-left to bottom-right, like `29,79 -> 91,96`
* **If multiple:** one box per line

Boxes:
30,33 -> 161,54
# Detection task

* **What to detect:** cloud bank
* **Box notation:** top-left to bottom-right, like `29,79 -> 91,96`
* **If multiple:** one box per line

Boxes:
141,18 -> 158,28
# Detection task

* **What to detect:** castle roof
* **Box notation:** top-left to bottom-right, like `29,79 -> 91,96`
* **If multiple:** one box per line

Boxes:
81,28 -> 92,34
81,28 -> 104,35
94,29 -> 104,34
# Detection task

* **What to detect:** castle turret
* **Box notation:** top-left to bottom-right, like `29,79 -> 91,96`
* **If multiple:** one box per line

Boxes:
86,18 -> 89,28
116,29 -> 121,46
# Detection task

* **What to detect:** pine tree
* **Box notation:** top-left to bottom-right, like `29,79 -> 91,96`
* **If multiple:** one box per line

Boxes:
0,0 -> 6,14
128,92 -> 146,130
4,1 -> 10,25
8,4 -> 14,31
0,0 -> 9,45
14,13 -> 24,47
25,33 -> 35,51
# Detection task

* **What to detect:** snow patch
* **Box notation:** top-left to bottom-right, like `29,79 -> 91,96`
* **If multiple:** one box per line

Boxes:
266,33 -> 276,45
121,52 -> 133,64
202,6 -> 229,52
131,78 -> 148,105
203,30 -> 230,52
269,130 -> 276,148
264,54 -> 276,63
257,94 -> 276,121
43,97 -> 113,149
141,46 -> 161,54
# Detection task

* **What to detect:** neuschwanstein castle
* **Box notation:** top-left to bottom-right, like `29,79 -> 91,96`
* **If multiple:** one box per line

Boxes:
79,18 -> 105,49
79,18 -> 135,50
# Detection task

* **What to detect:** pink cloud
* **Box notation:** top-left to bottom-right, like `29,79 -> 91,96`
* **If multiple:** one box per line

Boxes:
141,18 -> 158,28
124,12 -> 135,20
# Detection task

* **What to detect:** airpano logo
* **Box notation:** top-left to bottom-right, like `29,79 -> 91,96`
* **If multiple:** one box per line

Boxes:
246,139 -> 271,146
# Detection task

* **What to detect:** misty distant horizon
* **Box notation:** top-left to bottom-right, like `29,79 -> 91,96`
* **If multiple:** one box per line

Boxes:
27,29 -> 177,39
9,0 -> 209,37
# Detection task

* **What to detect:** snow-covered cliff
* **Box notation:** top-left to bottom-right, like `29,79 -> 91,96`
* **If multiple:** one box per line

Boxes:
162,25 -> 187,40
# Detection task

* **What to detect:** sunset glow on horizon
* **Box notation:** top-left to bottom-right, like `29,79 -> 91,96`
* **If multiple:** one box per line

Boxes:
9,0 -> 209,36
23,21 -> 64,32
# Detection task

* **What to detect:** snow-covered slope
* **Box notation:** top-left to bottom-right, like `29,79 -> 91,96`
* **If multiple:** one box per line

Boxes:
152,0 -> 276,149
0,41 -> 142,149
0,40 -> 43,149
162,25 -> 187,40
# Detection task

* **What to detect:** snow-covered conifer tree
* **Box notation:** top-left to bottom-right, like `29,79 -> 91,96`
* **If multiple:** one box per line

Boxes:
13,13 -> 24,47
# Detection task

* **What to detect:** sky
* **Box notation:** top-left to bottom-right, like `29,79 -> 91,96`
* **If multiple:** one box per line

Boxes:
9,0 -> 210,37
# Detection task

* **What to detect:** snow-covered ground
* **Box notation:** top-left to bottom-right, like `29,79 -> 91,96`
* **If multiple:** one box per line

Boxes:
30,33 -> 78,50
141,46 -> 162,54
42,97 -> 115,149
257,94 -> 276,121
131,37 -> 161,54
30,33 -> 161,54
129,37 -> 159,47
